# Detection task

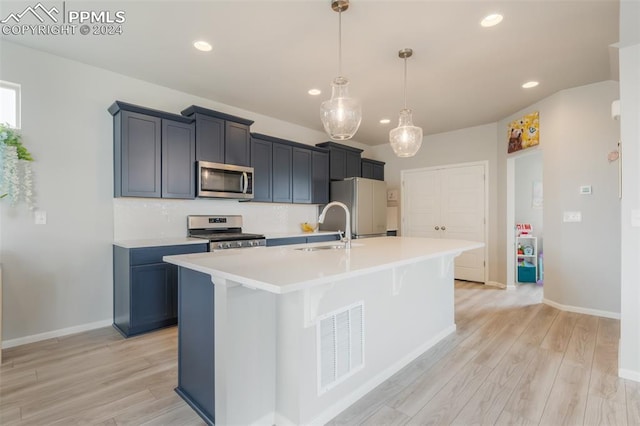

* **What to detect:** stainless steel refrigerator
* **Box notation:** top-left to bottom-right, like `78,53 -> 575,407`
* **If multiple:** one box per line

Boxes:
320,177 -> 387,238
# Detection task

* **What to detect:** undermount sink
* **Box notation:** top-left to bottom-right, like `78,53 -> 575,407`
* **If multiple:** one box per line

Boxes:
294,244 -> 347,251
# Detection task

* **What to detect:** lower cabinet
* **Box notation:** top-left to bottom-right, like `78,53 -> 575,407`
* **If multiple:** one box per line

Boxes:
130,263 -> 176,327
266,234 -> 340,247
113,243 -> 207,337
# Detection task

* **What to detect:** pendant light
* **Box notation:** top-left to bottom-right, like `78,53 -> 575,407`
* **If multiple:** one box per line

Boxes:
389,48 -> 423,157
320,0 -> 362,141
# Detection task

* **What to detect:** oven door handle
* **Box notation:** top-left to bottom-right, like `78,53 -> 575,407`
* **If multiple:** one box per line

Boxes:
241,172 -> 248,194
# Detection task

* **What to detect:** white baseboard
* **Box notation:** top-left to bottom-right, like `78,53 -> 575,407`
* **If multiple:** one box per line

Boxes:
543,298 -> 620,320
619,368 -> 640,383
307,323 -> 457,426
2,319 -> 113,349
485,281 -> 506,289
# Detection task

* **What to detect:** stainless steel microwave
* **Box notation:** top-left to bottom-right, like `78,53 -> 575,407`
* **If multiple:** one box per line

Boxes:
196,161 -> 254,199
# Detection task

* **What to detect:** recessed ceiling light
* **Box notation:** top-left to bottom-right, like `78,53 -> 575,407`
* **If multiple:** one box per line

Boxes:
481,13 -> 503,27
308,89 -> 322,96
522,81 -> 539,89
193,41 -> 212,52
379,119 -> 391,124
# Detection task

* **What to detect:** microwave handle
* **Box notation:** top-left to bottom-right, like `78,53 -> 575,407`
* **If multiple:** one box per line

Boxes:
241,172 -> 248,194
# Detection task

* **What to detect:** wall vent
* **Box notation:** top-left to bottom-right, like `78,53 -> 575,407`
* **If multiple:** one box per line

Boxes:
317,301 -> 365,395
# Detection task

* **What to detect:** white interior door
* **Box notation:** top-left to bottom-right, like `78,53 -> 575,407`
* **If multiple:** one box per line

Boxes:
402,169 -> 441,238
402,163 -> 487,283
440,165 -> 486,282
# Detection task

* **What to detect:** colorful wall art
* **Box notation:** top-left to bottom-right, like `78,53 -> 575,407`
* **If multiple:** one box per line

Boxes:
508,111 -> 539,153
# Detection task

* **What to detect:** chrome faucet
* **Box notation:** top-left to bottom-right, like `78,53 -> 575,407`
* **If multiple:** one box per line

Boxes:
318,201 -> 352,249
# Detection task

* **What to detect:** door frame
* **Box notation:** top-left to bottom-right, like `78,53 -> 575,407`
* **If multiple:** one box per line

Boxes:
506,148 -> 542,289
401,160 -> 489,284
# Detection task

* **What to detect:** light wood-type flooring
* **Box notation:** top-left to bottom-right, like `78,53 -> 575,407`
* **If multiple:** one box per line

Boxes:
1,282 -> 638,425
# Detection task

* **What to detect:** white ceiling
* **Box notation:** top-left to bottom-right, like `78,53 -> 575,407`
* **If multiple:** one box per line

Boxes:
0,0 -> 620,146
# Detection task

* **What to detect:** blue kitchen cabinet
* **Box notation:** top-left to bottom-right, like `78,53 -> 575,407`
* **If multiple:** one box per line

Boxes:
361,158 -> 385,181
266,236 -> 306,247
272,143 -> 293,203
251,136 -> 273,202
292,147 -> 312,204
346,150 -> 362,179
110,101 -> 196,199
162,119 -> 196,198
113,110 -> 162,198
225,121 -> 251,167
252,133 -> 329,205
175,267 -> 216,425
266,234 -> 340,247
316,141 -> 363,181
181,106 -> 254,167
113,243 -> 207,337
312,150 -> 330,204
306,234 -> 341,243
193,113 -> 225,163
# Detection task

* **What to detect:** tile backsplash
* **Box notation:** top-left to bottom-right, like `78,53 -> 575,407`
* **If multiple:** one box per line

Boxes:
113,198 -> 320,241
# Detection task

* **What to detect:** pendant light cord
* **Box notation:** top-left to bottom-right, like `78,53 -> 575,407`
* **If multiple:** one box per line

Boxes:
338,10 -> 343,77
403,57 -> 408,110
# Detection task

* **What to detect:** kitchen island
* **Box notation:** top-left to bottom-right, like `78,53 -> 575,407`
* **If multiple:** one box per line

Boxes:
163,236 -> 483,426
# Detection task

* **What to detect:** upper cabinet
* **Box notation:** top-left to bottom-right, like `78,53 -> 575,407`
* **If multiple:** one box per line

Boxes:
110,101 -> 195,199
250,136 -> 273,202
110,101 -> 332,203
181,106 -> 254,167
361,158 -> 385,181
311,150 -> 330,204
316,142 -> 363,181
292,147 -> 312,204
251,133 -> 329,205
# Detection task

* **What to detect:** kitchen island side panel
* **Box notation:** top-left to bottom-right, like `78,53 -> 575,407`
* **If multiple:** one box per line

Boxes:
277,256 -> 456,425
177,267 -> 215,425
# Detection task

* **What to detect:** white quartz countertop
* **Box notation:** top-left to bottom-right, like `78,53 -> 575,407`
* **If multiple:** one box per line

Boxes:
114,237 -> 208,249
163,237 -> 484,294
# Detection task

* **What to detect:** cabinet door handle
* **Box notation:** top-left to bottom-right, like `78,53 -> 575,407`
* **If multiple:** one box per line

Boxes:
441,226 -> 446,231
434,226 -> 440,230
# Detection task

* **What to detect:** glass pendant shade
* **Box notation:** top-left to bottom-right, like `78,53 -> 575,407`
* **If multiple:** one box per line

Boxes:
321,76 -> 362,141
389,108 -> 423,157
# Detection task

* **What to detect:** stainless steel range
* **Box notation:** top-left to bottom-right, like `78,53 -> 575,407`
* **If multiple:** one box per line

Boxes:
187,215 -> 266,251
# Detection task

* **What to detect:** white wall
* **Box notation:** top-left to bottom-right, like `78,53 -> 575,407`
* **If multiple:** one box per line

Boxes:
497,81 -> 621,315
618,0 -> 640,382
370,123 -> 499,282
514,151 -> 543,251
0,40 -> 367,342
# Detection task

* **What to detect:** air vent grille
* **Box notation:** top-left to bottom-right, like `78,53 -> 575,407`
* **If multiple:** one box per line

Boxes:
317,301 -> 365,394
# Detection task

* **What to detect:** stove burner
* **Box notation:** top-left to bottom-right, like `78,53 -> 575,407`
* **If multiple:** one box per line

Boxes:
187,215 -> 266,251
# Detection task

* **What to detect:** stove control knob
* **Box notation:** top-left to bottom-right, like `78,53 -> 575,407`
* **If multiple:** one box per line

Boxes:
217,243 -> 225,250
248,241 -> 255,247
223,243 -> 231,249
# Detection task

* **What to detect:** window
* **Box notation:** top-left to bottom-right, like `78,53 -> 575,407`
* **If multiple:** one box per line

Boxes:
0,80 -> 21,129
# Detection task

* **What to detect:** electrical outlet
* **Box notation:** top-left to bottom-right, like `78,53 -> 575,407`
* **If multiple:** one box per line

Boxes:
34,210 -> 47,225
563,211 -> 582,223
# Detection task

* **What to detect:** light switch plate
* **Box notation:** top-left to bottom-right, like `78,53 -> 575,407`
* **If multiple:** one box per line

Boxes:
563,211 -> 582,222
34,210 -> 47,225
579,185 -> 592,195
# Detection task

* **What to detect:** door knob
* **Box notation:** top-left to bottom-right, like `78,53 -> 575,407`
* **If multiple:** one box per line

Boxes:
434,226 -> 440,230
441,226 -> 446,231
